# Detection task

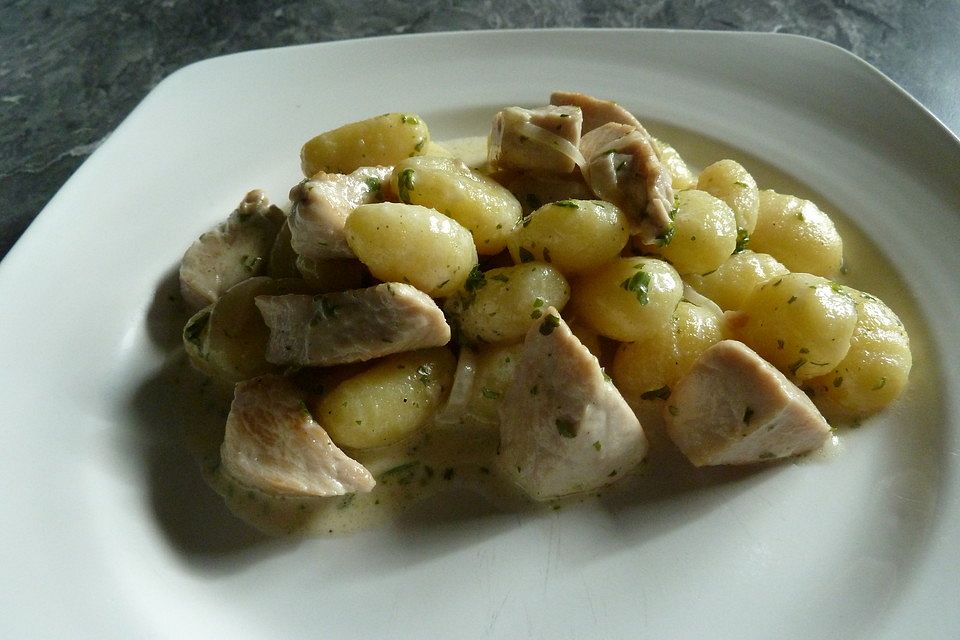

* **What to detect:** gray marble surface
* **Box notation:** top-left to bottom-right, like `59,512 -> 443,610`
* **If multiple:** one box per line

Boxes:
1,0 -> 958,261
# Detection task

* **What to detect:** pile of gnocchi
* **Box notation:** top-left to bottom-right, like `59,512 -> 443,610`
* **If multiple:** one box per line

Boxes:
178,92 -> 911,534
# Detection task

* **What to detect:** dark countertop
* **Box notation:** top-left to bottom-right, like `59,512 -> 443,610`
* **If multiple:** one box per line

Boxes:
2,0 -> 958,261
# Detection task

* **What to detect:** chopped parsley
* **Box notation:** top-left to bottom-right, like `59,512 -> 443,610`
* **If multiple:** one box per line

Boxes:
553,200 -> 580,209
518,247 -> 536,263
379,461 -> 420,485
464,265 -> 486,292
788,358 -> 807,376
655,223 -> 676,247
640,385 -> 671,400
240,254 -> 263,273
620,270 -> 651,305
397,167 -> 416,203
364,176 -> 382,193
734,228 -> 750,253
183,309 -> 210,347
539,313 -> 561,335
556,418 -> 577,438
481,387 -> 502,400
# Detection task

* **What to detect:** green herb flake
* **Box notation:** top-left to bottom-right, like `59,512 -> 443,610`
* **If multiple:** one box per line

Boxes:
240,254 -> 263,273
788,358 -> 807,376
491,274 -> 510,283
397,167 -> 416,203
734,228 -> 750,253
655,223 -> 676,247
481,387 -> 502,400
553,200 -> 580,209
593,440 -> 602,451
640,385 -> 671,400
337,493 -> 356,510
542,247 -> 552,263
364,176 -> 382,192
734,180 -> 748,188
787,295 -> 798,304
518,247 -> 536,263
833,376 -> 844,388
379,461 -> 420,485
556,418 -> 577,438
464,265 -> 486,292
298,400 -> 312,420
183,310 -> 210,347
539,313 -> 562,335
620,270 -> 652,305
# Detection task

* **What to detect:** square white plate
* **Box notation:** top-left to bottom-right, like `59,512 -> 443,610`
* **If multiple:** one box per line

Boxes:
1,29 -> 958,639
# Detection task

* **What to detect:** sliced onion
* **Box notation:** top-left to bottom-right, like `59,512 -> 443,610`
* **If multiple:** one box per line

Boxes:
514,120 -> 587,173
433,347 -> 478,426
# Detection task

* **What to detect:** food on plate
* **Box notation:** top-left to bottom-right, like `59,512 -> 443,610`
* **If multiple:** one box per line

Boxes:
497,308 -> 648,499
176,91 -> 912,535
664,340 -> 832,466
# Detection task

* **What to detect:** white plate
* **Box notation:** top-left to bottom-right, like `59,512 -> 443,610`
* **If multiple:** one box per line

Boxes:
1,29 -> 958,639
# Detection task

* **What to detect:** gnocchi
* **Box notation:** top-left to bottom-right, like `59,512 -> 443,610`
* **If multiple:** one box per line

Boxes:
508,199 -> 629,275
176,95 -> 912,536
390,155 -> 521,254
751,189 -> 844,277
316,348 -> 457,449
569,256 -> 684,342
445,262 -> 571,345
804,287 -> 912,421
344,202 -> 477,297
642,189 -> 738,275
301,112 -> 429,177
734,272 -> 859,380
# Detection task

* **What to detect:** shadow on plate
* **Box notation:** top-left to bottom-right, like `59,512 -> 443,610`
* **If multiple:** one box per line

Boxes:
128,265 -> 787,572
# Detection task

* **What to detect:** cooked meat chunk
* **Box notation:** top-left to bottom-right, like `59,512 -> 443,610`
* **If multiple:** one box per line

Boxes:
497,308 -> 648,500
256,282 -> 450,366
664,340 -> 832,466
579,122 -> 674,243
550,90 -> 645,134
288,165 -> 392,261
220,374 -> 375,497
487,105 -> 583,174
179,189 -> 285,311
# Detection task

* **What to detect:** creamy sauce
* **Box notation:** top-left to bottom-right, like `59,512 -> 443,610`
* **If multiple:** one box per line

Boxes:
175,126 -> 920,537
